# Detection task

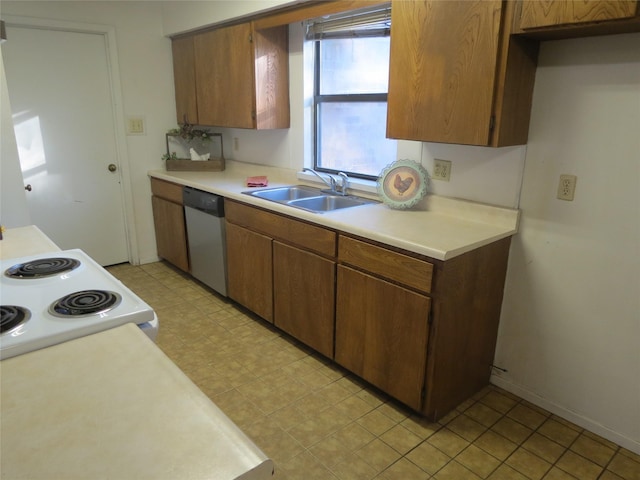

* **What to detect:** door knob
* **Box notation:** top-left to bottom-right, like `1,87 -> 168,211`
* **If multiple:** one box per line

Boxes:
24,184 -> 32,191
108,164 -> 117,172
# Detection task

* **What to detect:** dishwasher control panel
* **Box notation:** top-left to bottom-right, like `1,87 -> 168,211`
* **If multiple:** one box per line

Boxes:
183,187 -> 224,217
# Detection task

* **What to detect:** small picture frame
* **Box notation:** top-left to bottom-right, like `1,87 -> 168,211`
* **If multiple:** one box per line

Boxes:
377,159 -> 429,210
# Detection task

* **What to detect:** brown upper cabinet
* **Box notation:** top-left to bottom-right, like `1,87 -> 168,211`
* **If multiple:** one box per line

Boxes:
513,0 -> 640,39
386,0 -> 539,147
171,22 -> 290,129
519,0 -> 638,29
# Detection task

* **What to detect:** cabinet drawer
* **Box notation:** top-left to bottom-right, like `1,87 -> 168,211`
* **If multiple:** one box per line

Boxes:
339,236 -> 433,294
226,200 -> 336,257
150,178 -> 183,205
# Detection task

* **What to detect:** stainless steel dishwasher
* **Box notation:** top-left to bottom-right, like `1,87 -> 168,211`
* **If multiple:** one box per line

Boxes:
183,187 -> 227,296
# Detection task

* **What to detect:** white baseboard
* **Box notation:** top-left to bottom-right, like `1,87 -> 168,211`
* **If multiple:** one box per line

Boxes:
490,374 -> 639,455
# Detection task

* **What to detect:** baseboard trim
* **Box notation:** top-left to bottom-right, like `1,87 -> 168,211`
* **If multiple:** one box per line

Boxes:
490,375 -> 639,455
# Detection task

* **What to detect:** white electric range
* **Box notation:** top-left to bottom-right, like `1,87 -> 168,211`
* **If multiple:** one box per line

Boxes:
0,249 -> 158,360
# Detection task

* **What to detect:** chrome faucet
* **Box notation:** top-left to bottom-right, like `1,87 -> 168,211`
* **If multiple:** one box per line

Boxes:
302,168 -> 337,194
337,172 -> 350,196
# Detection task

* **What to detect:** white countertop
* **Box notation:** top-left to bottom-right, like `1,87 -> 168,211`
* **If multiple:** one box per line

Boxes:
0,225 -> 61,260
150,161 -> 519,260
0,324 -> 274,480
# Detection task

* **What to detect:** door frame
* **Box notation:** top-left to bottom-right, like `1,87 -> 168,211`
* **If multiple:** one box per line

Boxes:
3,15 -> 139,264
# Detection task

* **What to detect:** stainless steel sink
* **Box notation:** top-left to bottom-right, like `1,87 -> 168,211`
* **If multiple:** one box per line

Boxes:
243,185 -> 377,213
288,195 -> 372,212
248,185 -> 322,202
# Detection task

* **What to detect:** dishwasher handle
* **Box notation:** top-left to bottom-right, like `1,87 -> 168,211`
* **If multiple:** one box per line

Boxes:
183,187 -> 225,217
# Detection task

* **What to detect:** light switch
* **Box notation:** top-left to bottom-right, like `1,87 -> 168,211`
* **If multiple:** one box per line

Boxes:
126,116 -> 145,135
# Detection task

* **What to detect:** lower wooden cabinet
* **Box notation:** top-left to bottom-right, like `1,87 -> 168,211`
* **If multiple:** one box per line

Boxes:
150,178 -> 189,272
225,221 -> 273,323
273,241 -> 335,358
224,200 -> 512,420
335,265 -> 431,411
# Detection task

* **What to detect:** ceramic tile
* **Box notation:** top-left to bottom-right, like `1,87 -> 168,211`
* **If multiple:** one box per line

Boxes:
433,460 -> 482,479
492,416 -> 533,445
555,450 -> 603,480
329,453 -> 377,479
406,441 -> 452,475
380,424 -> 424,454
537,419 -> 581,447
355,438 -> 401,472
474,430 -> 519,461
427,428 -> 470,458
505,447 -> 552,480
377,457 -> 432,480
105,261 -> 635,480
356,409 -> 398,436
522,433 -> 566,463
570,434 -> 616,467
456,444 -> 501,478
447,414 -> 488,442
507,404 -> 548,430
607,452 -> 640,480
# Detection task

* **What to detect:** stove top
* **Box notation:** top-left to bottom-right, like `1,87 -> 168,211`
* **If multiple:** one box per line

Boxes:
0,249 -> 157,360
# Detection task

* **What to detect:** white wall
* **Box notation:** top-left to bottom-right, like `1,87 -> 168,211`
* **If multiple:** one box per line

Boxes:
494,33 -> 640,453
0,48 -> 31,227
161,0 -> 296,36
1,1 -> 177,263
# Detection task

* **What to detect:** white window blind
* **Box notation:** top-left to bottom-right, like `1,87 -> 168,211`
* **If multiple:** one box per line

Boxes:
305,4 -> 391,40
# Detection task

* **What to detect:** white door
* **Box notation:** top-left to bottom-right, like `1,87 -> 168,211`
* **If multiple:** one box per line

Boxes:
3,25 -> 129,266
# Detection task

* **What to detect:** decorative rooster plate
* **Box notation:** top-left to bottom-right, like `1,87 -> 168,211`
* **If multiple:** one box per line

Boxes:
377,159 -> 429,210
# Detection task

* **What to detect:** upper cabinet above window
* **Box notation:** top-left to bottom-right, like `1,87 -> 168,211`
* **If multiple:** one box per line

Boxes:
171,22 -> 290,129
386,0 -> 539,147
519,0 -> 639,30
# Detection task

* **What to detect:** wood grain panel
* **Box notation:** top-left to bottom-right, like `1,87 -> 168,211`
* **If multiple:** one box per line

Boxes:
253,26 -> 290,129
226,201 -> 336,257
150,178 -> 183,205
225,221 -> 274,322
335,265 -> 430,411
339,236 -> 433,293
194,24 -> 255,128
171,36 -> 198,125
273,242 -> 335,358
387,0 -> 503,145
151,196 -> 189,272
422,237 -> 511,419
519,0 -> 638,29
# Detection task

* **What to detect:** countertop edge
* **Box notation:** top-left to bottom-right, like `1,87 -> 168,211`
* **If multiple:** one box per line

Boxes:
148,166 -> 519,261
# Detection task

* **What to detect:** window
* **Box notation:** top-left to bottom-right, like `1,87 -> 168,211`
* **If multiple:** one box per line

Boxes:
306,5 -> 396,180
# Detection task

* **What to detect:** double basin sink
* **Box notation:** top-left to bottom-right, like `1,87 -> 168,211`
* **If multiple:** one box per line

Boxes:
243,185 -> 377,213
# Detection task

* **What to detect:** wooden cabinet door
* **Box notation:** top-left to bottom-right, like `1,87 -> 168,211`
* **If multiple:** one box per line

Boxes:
151,196 -> 189,272
335,265 -> 431,411
226,221 -> 273,322
387,0 -> 503,146
519,0 -> 638,29
171,36 -> 198,125
194,23 -> 255,128
273,241 -> 335,358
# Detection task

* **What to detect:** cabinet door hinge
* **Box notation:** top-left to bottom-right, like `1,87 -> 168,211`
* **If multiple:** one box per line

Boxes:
489,115 -> 496,131
249,33 -> 253,43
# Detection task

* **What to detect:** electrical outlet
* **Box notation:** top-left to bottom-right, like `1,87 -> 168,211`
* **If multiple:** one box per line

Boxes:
557,174 -> 577,201
126,116 -> 145,135
433,159 -> 452,182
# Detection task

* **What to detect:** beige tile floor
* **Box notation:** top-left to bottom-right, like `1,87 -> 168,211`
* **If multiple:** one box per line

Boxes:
108,261 -> 640,480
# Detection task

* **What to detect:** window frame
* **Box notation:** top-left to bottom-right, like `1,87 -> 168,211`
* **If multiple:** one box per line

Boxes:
311,38 -> 392,181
